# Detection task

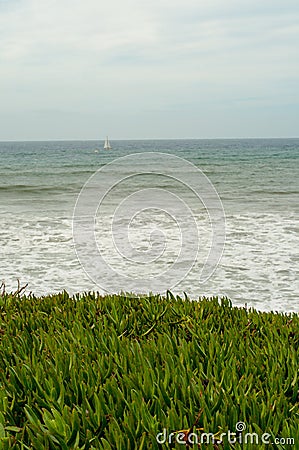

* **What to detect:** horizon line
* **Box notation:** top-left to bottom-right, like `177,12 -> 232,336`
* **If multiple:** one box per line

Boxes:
1,136 -> 299,143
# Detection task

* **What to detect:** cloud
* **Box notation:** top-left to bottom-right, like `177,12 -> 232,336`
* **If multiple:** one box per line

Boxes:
0,0 -> 298,138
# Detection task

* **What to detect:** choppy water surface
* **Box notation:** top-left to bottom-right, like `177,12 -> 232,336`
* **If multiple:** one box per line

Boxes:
0,139 -> 298,312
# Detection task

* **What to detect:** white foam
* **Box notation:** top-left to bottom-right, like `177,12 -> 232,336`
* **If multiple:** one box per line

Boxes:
0,210 -> 298,312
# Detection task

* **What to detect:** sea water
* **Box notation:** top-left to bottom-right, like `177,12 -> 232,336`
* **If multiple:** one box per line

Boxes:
0,139 -> 298,312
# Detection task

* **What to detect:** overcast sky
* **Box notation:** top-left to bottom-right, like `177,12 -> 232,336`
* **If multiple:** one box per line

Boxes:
0,0 -> 298,140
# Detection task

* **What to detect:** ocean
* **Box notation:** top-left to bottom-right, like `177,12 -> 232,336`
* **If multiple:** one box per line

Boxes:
1,139 -> 298,312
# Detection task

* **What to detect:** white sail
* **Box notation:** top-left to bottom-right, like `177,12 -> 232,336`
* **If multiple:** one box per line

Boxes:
104,136 -> 111,150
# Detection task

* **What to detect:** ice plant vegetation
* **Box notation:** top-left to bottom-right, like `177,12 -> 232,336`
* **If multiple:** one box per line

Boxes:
0,291 -> 298,449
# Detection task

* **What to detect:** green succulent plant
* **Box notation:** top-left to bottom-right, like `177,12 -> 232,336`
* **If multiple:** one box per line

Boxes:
0,291 -> 298,449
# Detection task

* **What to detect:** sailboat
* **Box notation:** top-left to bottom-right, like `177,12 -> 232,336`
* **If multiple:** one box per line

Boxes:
104,136 -> 112,150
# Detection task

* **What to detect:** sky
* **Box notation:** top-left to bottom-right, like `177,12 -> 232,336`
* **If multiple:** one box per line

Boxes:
0,0 -> 299,140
